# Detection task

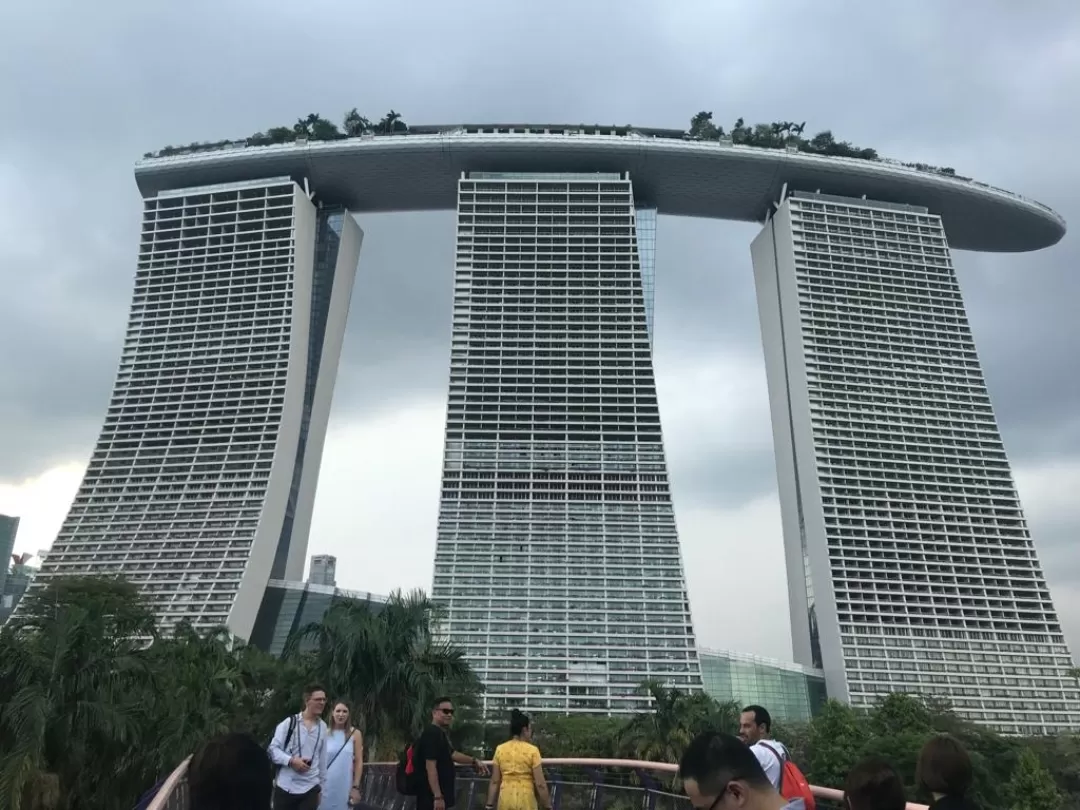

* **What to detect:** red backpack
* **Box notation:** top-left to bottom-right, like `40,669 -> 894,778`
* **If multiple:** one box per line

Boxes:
759,742 -> 816,810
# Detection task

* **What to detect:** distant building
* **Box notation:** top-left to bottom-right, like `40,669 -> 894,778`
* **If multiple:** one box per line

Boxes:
249,579 -> 385,657
1,532 -> 35,627
0,514 -> 19,599
698,648 -> 827,724
308,554 -> 337,587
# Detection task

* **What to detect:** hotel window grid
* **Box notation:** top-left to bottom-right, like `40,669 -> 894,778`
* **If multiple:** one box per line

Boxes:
433,172 -> 701,715
755,192 -> 1080,735
28,179 -> 357,639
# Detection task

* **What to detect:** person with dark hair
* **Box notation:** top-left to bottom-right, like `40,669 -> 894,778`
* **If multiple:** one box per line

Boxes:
189,732 -> 273,810
484,709 -> 552,810
916,735 -> 979,809
738,706 -> 788,791
679,730 -> 804,810
267,684 -> 330,810
843,757 -> 907,810
415,696 -> 489,810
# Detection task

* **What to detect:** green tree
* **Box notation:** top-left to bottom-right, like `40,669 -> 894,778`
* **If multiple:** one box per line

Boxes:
0,577 -> 158,810
804,700 -> 866,790
146,623 -> 298,773
618,681 -> 724,763
1006,747 -> 1063,810
343,108 -> 373,136
532,714 -> 626,758
378,109 -> 407,134
293,113 -> 341,140
287,589 -> 479,758
688,111 -> 719,140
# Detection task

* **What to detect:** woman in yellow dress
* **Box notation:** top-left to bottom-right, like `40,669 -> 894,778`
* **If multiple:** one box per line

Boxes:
483,710 -> 552,810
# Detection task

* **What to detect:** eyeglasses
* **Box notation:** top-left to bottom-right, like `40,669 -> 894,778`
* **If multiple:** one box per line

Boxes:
439,708 -> 455,715
699,785 -> 730,810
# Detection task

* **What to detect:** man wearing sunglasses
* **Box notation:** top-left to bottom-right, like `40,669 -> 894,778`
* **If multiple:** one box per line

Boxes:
415,696 -> 490,810
680,731 -> 805,810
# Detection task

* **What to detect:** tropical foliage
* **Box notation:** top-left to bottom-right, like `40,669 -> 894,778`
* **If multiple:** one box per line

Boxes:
524,692 -> 1075,810
146,108 -> 410,158
2,577 -> 1077,810
686,110 -> 961,178
143,108 -> 962,181
0,577 -> 472,810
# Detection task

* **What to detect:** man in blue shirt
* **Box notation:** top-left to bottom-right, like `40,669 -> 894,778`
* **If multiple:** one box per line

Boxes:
268,685 -> 330,810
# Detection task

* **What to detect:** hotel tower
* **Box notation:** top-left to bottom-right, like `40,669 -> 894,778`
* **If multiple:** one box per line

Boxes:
431,172 -> 700,714
753,191 -> 1079,734
29,178 -> 362,640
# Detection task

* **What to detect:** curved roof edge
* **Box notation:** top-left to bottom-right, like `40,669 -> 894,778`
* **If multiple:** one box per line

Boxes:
135,131 -> 1066,253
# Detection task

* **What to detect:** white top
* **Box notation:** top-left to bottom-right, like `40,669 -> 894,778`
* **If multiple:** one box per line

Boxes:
750,739 -> 788,790
268,714 -> 329,795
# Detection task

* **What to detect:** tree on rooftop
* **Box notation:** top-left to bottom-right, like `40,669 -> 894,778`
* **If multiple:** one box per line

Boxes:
688,111 -> 720,140
378,109 -> 407,134
343,108 -> 373,136
294,113 -> 341,141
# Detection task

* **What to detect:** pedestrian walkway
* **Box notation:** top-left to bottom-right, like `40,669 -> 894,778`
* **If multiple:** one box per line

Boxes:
144,756 -> 931,810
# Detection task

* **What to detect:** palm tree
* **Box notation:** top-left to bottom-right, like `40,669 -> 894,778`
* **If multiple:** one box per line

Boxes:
619,680 -> 727,765
0,577 -> 157,810
343,108 -> 373,137
378,109 -> 405,135
147,623 -> 292,771
287,589 -> 479,759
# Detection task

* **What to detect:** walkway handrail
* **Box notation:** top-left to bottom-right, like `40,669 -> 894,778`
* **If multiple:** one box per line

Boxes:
142,754 -> 929,810
146,756 -> 190,810
373,758 -> 929,810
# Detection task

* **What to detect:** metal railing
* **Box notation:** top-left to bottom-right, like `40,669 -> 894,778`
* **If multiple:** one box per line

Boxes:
143,756 -> 928,810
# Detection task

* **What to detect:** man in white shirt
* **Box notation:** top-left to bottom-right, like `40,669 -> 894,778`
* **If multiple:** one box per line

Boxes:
738,705 -> 788,791
268,684 -> 330,810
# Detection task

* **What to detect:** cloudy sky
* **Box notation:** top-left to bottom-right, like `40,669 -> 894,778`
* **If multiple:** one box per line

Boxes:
1,1 -> 1078,662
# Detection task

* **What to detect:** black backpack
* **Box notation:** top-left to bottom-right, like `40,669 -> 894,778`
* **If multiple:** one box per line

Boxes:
271,715 -> 298,767
396,740 -> 422,795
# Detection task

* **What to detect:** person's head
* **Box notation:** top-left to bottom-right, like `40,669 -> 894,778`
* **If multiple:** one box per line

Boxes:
330,701 -> 352,731
916,734 -> 972,800
738,706 -> 772,745
844,757 -> 907,810
679,731 -> 780,810
431,696 -> 454,728
509,708 -> 531,740
302,684 -> 327,718
188,732 -> 273,810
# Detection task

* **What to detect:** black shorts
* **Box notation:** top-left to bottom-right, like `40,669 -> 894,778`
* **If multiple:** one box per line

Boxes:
273,785 -> 320,810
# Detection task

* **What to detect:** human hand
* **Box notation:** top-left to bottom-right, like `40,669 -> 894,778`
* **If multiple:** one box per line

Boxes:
434,797 -> 446,810
473,758 -> 490,776
290,756 -> 311,773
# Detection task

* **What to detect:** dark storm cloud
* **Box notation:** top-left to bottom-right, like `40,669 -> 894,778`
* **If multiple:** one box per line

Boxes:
1,0 -> 1079,512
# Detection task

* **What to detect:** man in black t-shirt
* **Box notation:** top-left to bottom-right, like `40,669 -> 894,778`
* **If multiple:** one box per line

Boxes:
415,696 -> 489,810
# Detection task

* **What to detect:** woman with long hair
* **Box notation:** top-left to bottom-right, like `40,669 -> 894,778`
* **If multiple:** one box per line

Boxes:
484,709 -> 552,810
322,700 -> 364,810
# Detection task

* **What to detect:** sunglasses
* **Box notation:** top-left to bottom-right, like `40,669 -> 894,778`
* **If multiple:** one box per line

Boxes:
439,708 -> 455,715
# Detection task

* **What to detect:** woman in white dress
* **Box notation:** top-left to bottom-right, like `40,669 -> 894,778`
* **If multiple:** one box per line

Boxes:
322,701 -> 363,810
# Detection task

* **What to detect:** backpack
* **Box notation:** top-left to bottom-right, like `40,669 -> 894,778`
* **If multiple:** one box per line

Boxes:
270,715 -> 298,780
396,740 -> 422,796
759,742 -> 815,810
